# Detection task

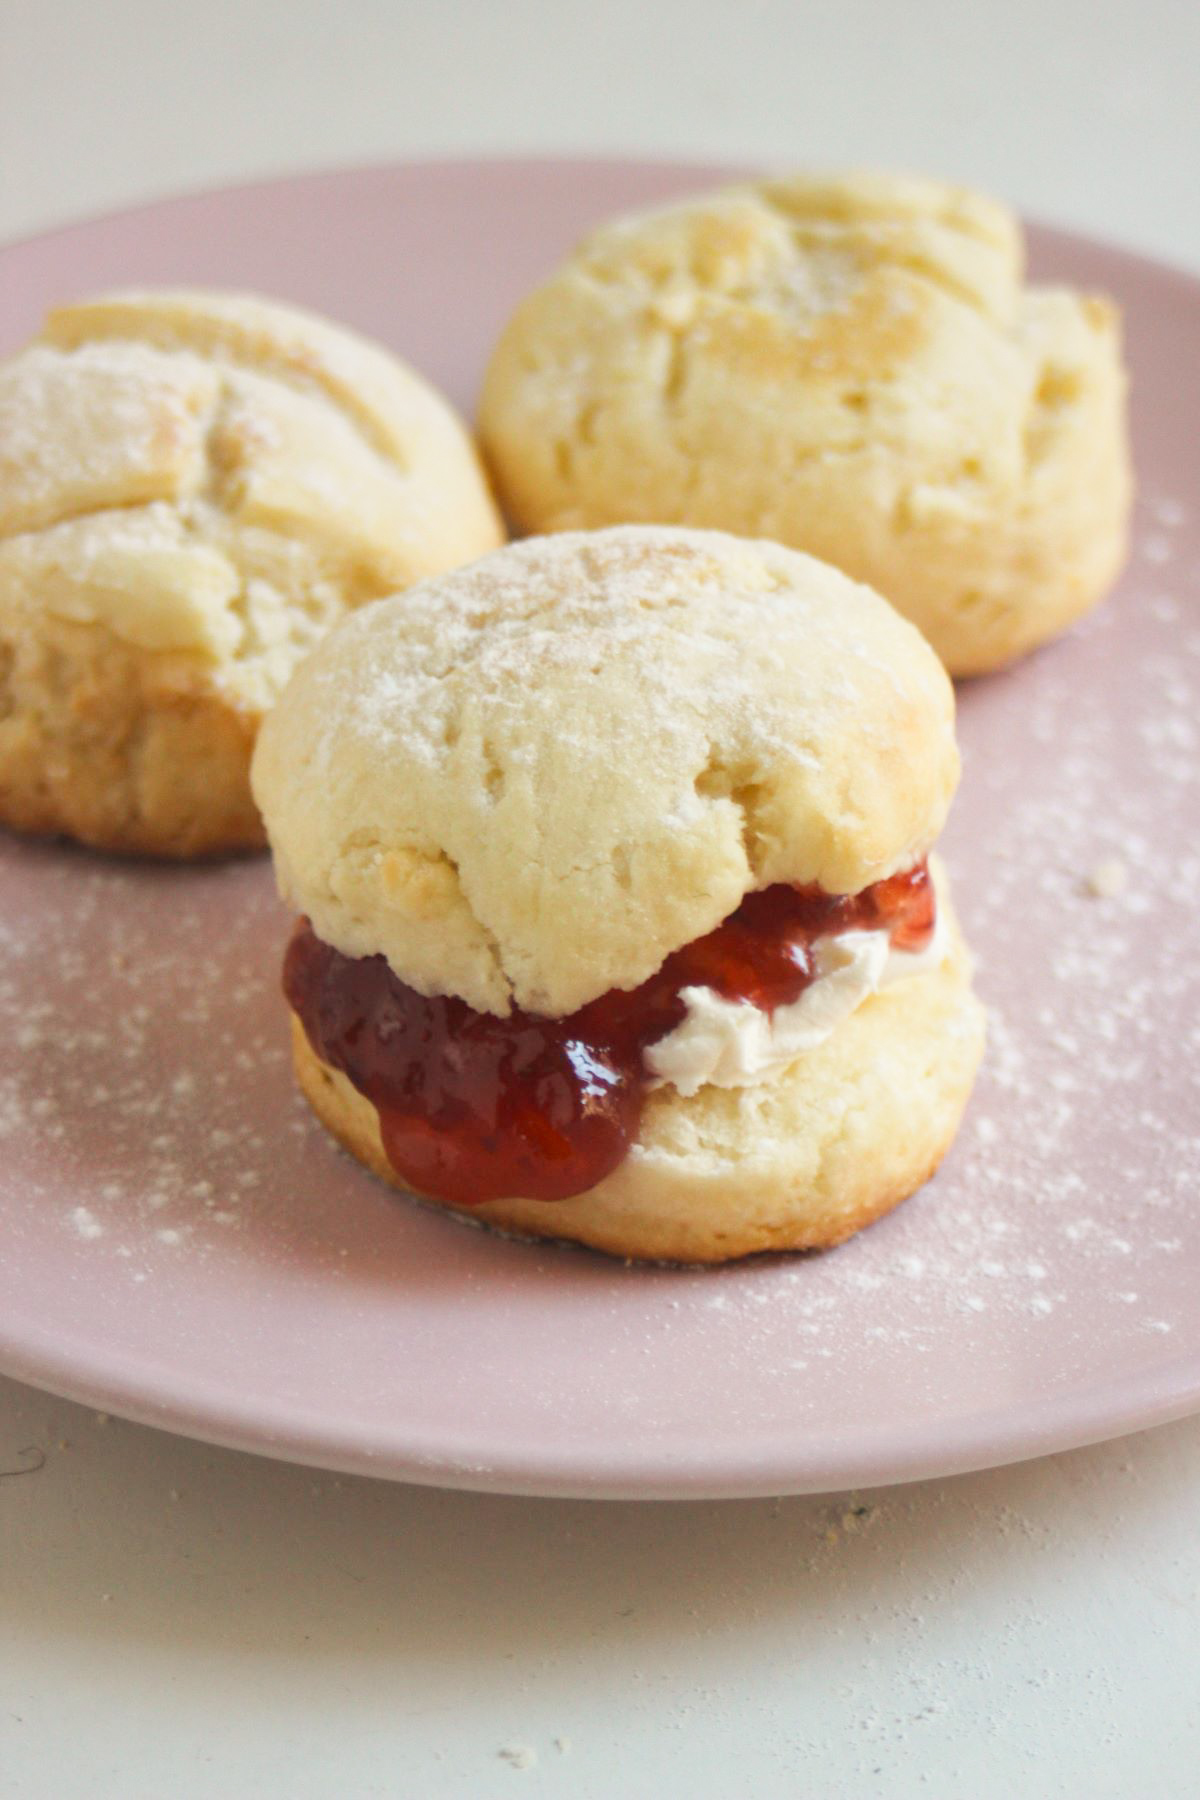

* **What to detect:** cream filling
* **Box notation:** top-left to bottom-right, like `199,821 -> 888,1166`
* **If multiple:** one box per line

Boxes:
643,904 -> 948,1099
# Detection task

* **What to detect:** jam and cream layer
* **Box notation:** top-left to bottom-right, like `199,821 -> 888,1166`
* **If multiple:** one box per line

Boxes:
284,861 -> 940,1206
645,902 -> 948,1097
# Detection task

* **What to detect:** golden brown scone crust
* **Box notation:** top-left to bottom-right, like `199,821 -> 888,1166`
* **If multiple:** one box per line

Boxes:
0,290 -> 504,857
252,527 -> 958,1016
478,170 -> 1132,675
0,609 -> 261,856
289,885 -> 985,1264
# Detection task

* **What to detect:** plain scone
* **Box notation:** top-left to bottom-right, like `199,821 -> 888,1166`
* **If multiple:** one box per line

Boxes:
0,290 -> 505,856
253,527 -> 986,1263
478,170 -> 1132,676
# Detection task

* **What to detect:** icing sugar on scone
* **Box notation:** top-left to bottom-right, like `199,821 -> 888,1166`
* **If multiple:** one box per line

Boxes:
0,289 -> 504,856
253,526 -> 986,1264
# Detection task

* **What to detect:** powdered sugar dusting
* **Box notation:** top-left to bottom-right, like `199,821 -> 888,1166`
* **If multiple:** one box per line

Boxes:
311,526 -> 945,783
0,341 -> 212,536
0,856 -> 310,1279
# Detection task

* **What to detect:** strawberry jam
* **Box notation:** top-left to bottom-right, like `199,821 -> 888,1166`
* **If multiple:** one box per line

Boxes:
284,861 -> 935,1207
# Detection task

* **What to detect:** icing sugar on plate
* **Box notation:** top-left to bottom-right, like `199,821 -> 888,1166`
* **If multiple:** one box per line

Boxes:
0,159 -> 1197,1496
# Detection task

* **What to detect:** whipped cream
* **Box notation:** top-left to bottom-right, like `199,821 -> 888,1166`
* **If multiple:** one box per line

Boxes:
644,906 -> 948,1098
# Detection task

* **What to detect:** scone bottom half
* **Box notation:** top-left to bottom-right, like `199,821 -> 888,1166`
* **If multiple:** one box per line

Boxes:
0,288 -> 504,857
252,527 -> 985,1264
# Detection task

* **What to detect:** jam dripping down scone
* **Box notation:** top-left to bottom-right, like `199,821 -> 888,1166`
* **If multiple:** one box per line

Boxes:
253,527 -> 985,1263
0,290 -> 504,856
478,170 -> 1132,677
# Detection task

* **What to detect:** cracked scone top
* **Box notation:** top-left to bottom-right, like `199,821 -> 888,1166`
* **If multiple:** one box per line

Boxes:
252,527 -> 959,1017
0,289 -> 504,855
478,169 -> 1132,675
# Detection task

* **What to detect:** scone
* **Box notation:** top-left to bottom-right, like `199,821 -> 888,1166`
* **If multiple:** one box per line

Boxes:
478,170 -> 1132,676
0,289 -> 505,856
252,526 -> 985,1264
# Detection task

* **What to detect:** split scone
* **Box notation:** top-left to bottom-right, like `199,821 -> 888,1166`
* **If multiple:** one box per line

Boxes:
478,170 -> 1132,676
0,290 -> 504,856
252,527 -> 986,1264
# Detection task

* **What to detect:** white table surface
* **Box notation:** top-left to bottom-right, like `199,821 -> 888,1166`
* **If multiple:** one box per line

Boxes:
2,3 -> 1198,1796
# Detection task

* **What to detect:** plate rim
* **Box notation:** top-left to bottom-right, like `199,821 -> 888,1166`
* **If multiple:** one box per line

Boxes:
4,1310 -> 1200,1499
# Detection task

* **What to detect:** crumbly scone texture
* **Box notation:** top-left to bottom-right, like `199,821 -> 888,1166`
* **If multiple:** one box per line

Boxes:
252,526 -> 959,1016
478,169 -> 1132,675
289,885 -> 985,1263
0,289 -> 504,855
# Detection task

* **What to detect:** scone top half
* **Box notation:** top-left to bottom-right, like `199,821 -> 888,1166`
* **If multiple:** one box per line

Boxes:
252,527 -> 958,1020
479,170 -> 1132,676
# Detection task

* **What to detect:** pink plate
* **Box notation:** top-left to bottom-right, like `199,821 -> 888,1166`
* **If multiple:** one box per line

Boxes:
1,159 -> 1198,1498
